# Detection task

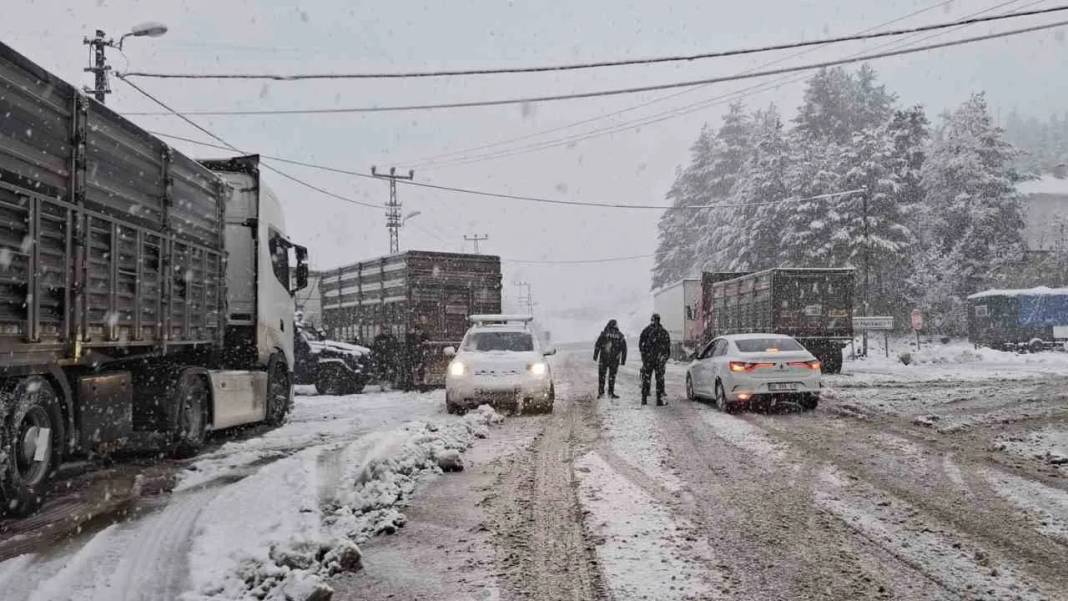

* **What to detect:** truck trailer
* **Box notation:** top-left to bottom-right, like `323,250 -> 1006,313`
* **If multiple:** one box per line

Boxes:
701,268 -> 855,373
967,287 -> 1068,352
0,42 -> 307,515
319,251 -> 501,389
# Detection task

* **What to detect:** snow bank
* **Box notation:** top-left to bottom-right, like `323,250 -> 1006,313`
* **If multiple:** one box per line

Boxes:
834,337 -> 1068,386
968,286 -> 1068,299
181,404 -> 503,601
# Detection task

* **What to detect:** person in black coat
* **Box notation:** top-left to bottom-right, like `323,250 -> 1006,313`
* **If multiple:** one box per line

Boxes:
638,313 -> 671,406
593,319 -> 627,399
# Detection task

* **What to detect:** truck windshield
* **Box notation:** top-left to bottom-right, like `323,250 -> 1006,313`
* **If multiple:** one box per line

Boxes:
463,331 -> 534,352
735,338 -> 804,352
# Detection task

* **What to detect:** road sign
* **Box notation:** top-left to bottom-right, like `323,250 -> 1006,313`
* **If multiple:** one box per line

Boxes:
853,316 -> 894,331
911,309 -> 924,331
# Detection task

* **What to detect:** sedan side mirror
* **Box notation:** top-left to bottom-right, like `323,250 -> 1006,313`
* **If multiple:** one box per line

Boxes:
543,346 -> 557,356
443,346 -> 456,357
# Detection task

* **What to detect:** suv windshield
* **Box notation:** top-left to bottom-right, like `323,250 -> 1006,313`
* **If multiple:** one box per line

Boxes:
463,331 -> 534,352
735,338 -> 804,353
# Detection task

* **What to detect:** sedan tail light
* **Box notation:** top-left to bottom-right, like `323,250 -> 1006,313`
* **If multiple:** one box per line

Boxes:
787,360 -> 822,371
729,361 -> 775,372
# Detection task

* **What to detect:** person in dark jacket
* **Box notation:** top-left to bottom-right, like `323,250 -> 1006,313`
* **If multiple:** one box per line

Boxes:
593,319 -> 627,399
638,313 -> 671,406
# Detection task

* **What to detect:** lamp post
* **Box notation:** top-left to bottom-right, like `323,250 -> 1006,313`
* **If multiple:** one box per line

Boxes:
83,22 -> 168,103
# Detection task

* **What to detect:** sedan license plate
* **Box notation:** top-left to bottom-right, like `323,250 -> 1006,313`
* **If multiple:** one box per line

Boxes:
768,382 -> 799,392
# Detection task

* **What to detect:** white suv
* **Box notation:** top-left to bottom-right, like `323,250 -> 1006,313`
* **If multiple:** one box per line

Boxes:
445,315 -> 556,415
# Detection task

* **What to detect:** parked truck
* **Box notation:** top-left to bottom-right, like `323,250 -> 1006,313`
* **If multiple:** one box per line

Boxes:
0,42 -> 308,515
967,287 -> 1068,352
319,251 -> 501,389
652,278 -> 702,359
701,268 -> 855,373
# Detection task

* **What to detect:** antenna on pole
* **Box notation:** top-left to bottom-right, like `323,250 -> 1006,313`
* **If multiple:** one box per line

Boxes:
464,233 -> 489,254
371,166 -> 415,254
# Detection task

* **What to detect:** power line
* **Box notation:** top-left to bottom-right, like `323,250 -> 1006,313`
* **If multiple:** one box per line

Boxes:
397,0 -> 959,168
115,75 -> 385,210
409,0 -> 1033,170
116,6 -> 1068,82
504,254 -> 654,265
147,129 -> 867,211
121,17 -> 1067,117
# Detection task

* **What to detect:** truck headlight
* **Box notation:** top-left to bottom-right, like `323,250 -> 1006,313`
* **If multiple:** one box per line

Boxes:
529,361 -> 547,376
448,361 -> 465,377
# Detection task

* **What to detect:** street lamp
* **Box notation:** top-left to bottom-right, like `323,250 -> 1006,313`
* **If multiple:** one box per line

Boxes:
119,22 -> 168,49
83,22 -> 168,103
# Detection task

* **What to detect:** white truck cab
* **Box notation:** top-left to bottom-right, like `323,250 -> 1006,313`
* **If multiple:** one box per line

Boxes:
202,155 -> 308,429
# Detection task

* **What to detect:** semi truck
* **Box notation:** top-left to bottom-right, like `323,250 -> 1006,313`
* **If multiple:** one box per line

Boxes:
319,251 -> 501,389
967,287 -> 1068,352
0,42 -> 307,515
652,278 -> 702,359
701,268 -> 855,373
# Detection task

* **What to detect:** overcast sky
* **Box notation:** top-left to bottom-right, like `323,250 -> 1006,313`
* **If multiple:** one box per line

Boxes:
4,0 -> 1066,339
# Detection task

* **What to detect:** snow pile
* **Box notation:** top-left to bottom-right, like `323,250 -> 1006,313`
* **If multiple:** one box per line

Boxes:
325,404 -> 503,544
182,404 -> 503,601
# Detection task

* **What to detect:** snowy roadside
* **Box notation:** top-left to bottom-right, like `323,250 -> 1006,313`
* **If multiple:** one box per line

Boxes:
180,404 -> 504,601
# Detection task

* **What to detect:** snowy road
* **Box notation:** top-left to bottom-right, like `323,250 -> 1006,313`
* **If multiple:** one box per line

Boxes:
4,345 -> 1068,600
332,347 -> 1068,600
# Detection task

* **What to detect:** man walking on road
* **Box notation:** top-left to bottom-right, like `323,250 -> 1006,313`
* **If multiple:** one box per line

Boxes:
593,319 -> 627,399
639,313 -> 671,406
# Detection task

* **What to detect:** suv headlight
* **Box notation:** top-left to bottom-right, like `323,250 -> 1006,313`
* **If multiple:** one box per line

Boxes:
448,361 -> 466,377
529,361 -> 548,376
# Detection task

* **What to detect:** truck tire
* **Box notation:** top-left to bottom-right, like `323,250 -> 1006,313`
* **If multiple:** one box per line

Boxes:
172,370 -> 210,458
266,354 -> 293,425
316,363 -> 348,396
0,376 -> 65,517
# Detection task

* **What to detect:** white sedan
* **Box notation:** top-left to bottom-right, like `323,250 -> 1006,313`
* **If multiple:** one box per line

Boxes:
445,315 -> 556,415
686,333 -> 822,412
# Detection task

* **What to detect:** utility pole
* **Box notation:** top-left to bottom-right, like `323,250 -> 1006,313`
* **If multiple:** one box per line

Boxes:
514,280 -> 534,316
464,234 -> 489,254
83,30 -> 112,103
82,23 -> 168,104
371,166 -> 414,254
862,185 -> 871,357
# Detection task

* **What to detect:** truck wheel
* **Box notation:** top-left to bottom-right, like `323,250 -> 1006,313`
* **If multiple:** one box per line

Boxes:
316,364 -> 347,396
0,376 -> 64,517
172,371 -> 209,458
818,348 -> 842,374
686,375 -> 696,401
266,354 -> 293,425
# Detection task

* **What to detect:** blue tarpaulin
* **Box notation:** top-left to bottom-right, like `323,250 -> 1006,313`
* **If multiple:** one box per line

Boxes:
1018,293 -> 1068,326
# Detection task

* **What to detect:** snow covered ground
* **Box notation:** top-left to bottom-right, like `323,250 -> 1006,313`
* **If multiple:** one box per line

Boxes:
0,388 -> 505,601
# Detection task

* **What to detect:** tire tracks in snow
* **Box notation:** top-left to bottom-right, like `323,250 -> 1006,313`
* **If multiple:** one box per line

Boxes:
485,360 -> 608,601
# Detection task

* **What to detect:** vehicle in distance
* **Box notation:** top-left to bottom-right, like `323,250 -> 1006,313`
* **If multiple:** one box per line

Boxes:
686,333 -> 822,413
444,315 -> 555,415
319,251 -> 502,390
293,322 -> 372,395
701,268 -> 854,373
967,287 -> 1068,352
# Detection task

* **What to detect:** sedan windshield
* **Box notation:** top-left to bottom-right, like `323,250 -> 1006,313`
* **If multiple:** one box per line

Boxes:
734,338 -> 804,353
463,331 -> 534,352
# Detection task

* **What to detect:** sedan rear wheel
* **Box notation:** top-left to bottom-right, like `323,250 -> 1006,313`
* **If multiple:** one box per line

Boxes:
715,382 -> 740,414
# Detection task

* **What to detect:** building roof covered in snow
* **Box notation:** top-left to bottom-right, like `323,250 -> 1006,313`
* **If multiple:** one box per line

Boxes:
968,286 -> 1068,300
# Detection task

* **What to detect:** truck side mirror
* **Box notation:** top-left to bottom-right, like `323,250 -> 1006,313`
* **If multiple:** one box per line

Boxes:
443,346 -> 456,357
543,346 -> 557,356
294,245 -> 309,292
